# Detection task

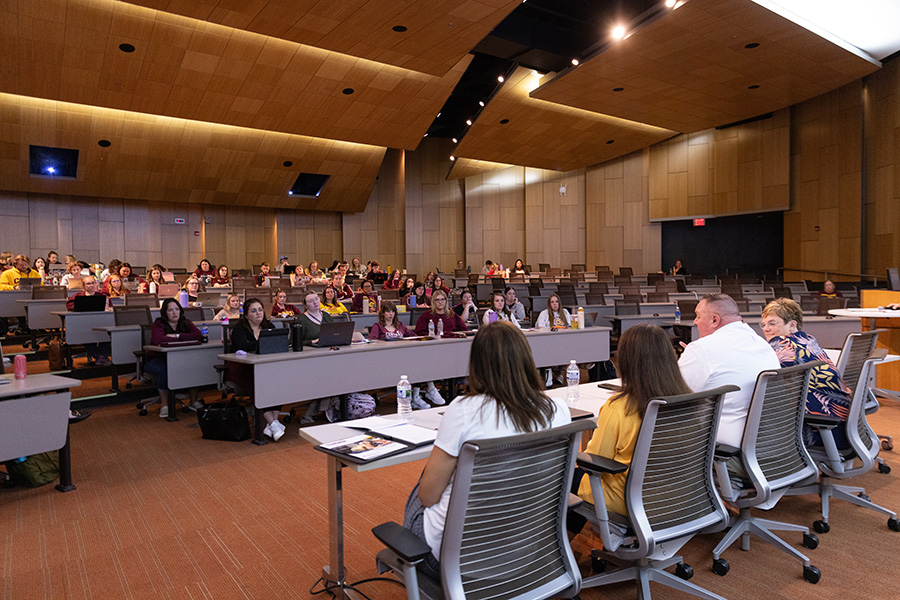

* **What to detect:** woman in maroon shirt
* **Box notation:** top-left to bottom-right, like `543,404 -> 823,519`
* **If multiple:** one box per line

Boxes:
383,269 -> 403,290
145,298 -> 204,418
211,264 -> 231,287
193,258 -> 216,278
351,280 -> 379,313
271,289 -> 302,318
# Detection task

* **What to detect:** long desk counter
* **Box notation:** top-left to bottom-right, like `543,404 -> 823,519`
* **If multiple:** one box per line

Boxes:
222,326 -> 610,443
0,373 -> 82,492
0,289 -> 30,319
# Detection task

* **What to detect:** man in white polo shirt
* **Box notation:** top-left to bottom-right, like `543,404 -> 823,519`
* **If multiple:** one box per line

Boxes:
679,293 -> 780,447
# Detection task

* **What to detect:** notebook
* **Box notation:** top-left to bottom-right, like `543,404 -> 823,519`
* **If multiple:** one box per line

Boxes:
72,294 -> 107,312
315,320 -> 355,347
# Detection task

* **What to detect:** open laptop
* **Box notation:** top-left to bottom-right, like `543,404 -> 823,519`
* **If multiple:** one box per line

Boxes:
315,321 -> 355,347
196,291 -> 221,307
158,283 -> 179,297
257,328 -> 289,354
16,277 -> 43,290
72,294 -> 108,312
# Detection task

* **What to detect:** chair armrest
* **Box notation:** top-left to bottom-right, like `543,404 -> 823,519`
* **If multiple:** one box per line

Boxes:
870,348 -> 888,360
568,493 -> 583,510
577,452 -> 628,474
714,444 -> 740,459
804,414 -> 841,429
372,522 -> 431,564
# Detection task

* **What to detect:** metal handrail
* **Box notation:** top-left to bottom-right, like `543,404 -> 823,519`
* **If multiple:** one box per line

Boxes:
778,267 -> 881,286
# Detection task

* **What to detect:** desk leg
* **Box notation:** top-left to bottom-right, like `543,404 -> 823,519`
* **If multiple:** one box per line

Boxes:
110,363 -> 120,393
166,395 -> 179,422
252,408 -> 267,446
322,456 -> 349,595
55,429 -> 76,493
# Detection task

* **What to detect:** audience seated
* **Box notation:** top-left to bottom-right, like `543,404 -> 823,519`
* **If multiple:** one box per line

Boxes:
193,259 -> 216,279
145,298 -> 204,419
320,286 -> 348,316
351,280 -> 378,313
452,290 -> 478,328
369,300 -> 413,341
214,293 -> 242,321
298,291 -> 333,345
504,286 -> 526,322
255,262 -> 272,286
0,254 -> 39,290
211,265 -> 231,287
145,264 -> 167,293
482,291 -> 520,328
819,279 -> 843,299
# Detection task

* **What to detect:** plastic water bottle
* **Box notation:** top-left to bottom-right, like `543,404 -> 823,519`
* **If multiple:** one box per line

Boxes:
428,320 -> 436,338
221,314 -> 229,325
200,323 -> 209,343
674,303 -> 681,324
239,305 -> 244,318
566,360 -> 580,405
437,319 -> 444,338
178,289 -> 189,308
577,307 -> 585,329
397,375 -> 412,421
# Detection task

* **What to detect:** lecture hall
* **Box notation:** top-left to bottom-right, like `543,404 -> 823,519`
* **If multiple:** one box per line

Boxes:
2,1 -> 900,599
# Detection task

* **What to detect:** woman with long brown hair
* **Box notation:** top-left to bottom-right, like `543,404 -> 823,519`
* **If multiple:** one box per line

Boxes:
403,322 -> 571,578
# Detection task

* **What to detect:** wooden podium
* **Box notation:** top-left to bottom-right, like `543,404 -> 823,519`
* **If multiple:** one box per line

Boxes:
860,290 -> 900,394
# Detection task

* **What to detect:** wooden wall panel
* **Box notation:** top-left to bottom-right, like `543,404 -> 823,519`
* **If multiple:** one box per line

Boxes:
405,139 -> 464,277
648,109 -> 789,221
864,58 -> 900,279
585,150 -> 660,274
787,80 -> 863,281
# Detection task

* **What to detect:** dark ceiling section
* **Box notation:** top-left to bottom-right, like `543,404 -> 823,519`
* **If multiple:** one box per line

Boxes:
426,0 -> 661,140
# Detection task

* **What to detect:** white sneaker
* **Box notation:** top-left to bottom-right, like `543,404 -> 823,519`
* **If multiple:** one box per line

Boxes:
411,395 -> 430,410
159,404 -> 169,418
544,369 -> 553,388
425,387 -> 445,405
271,421 -> 285,442
263,422 -> 274,439
189,399 -> 204,411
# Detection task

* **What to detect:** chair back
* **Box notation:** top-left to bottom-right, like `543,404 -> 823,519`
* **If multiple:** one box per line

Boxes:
570,263 -> 586,272
491,277 -> 506,291
441,420 -> 594,600
538,263 -> 550,273
183,307 -> 206,323
31,286 -> 67,299
676,300 -> 699,320
622,293 -> 643,305
834,330 -> 884,398
816,296 -> 847,316
739,363 -> 821,503
125,293 -> 159,307
624,386 -> 735,554
613,275 -> 632,286
614,300 -> 639,316
646,292 -> 669,303
734,298 -> 749,312
113,306 -> 152,327
589,282 -> 609,294
454,269 -> 468,278
585,293 -> 606,306
619,267 -> 633,276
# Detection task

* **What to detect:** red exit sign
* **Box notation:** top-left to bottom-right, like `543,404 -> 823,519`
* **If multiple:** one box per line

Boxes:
693,218 -> 706,226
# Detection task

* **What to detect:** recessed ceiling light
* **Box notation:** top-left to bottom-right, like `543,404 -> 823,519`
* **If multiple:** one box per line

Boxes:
466,119 -> 472,126
745,42 -> 760,49
478,101 -> 485,107
571,58 -> 579,66
392,25 -> 408,32
342,88 -> 354,95
613,87 -> 624,92
451,138 -> 458,143
748,84 -> 760,89
499,119 -> 509,124
606,140 -> 615,144
118,43 -> 135,53
283,160 -> 293,167
98,139 -> 111,147
497,75 -> 505,83
611,25 -> 626,40
449,156 -> 455,161
46,166 -> 56,174
665,0 -> 677,7
423,133 -> 428,137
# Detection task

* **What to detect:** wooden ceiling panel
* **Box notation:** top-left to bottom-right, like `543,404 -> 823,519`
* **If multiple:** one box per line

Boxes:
0,94 -> 384,212
447,157 -> 516,181
531,0 -> 880,134
451,67 -> 676,172
122,0 -> 519,77
1,0 -> 468,151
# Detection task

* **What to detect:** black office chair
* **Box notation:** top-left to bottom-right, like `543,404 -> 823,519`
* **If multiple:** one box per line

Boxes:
374,419 -> 594,600
816,296 -> 848,315
711,363 -> 823,583
573,386 -> 737,600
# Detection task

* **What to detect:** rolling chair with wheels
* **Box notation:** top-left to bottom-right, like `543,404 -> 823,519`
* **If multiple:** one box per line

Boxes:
787,338 -> 899,533
572,386 -> 738,600
373,419 -> 594,600
711,362 -> 823,584
112,306 -> 153,392
133,323 -> 162,417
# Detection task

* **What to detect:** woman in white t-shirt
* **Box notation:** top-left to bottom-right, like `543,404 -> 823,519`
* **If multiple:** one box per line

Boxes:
403,322 -> 571,579
534,292 -> 570,329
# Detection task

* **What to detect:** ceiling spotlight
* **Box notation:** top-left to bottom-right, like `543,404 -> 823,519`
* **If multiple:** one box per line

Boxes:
437,112 -> 441,118
497,75 -> 505,83
423,133 -> 428,137
478,101 -> 484,107
450,156 -> 456,161
46,166 -> 55,174
466,119 -> 472,126
452,138 -> 458,143
665,0 -> 676,7
288,190 -> 293,195
571,58 -> 579,66
612,25 -> 626,40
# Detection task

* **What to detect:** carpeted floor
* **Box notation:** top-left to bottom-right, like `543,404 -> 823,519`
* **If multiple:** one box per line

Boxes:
2,343 -> 900,599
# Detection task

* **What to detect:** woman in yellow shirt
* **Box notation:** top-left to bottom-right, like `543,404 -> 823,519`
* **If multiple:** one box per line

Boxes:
574,323 -> 691,524
320,285 -> 348,316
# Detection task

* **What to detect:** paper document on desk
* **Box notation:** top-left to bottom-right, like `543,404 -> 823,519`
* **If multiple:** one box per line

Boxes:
318,433 -> 410,462
369,422 -> 437,446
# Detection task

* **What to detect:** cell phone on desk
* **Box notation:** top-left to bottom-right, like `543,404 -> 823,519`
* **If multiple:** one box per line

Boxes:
598,382 -> 621,392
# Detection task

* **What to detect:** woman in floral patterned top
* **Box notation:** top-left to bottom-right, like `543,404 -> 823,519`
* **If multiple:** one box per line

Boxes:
761,298 -> 852,449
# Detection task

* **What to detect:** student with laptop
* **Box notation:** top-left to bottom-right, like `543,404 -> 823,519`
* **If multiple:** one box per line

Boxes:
227,298 -> 285,440
145,264 -> 166,294
60,262 -> 84,289
0,254 -> 40,290
145,299 -> 205,419
65,275 -> 112,364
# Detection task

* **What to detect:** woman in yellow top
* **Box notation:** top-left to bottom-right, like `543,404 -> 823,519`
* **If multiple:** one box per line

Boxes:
572,323 -> 691,529
320,285 -> 348,316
